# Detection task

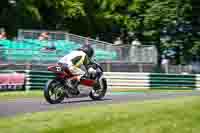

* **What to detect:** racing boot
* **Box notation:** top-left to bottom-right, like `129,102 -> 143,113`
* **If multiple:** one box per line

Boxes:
69,79 -> 80,95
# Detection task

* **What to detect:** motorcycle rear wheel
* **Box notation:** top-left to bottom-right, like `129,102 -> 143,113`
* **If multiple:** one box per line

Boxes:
44,79 -> 65,104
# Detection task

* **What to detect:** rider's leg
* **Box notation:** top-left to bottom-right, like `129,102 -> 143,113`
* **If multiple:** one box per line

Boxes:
59,63 -> 80,94
69,66 -> 85,80
68,66 -> 85,93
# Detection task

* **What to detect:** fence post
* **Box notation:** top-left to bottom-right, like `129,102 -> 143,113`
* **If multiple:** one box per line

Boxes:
178,65 -> 182,73
65,33 -> 69,40
165,63 -> 169,73
25,69 -> 31,92
196,74 -> 200,90
139,64 -> 143,72
106,63 -> 111,72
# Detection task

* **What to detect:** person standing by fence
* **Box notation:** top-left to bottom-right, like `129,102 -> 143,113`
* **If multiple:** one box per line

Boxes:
0,31 -> 7,40
38,32 -> 56,51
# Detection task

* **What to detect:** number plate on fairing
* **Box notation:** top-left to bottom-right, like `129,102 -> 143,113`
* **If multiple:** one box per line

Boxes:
56,66 -> 62,72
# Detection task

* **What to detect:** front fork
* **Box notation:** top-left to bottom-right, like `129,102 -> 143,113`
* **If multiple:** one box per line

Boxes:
93,75 -> 104,91
98,75 -> 105,90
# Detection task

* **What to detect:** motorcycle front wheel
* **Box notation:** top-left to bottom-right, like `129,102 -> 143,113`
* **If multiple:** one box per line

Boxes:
89,78 -> 107,100
44,79 -> 65,104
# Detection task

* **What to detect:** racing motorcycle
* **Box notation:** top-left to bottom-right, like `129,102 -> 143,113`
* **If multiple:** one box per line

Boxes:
44,60 -> 107,104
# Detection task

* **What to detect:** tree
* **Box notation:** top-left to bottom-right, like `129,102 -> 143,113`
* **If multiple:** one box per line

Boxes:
0,0 -> 196,65
0,0 -> 86,36
138,0 -> 192,64
191,0 -> 200,61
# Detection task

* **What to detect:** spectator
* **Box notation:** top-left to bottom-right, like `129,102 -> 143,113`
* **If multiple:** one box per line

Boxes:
131,38 -> 141,46
39,32 -> 56,51
95,35 -> 100,41
161,57 -> 170,73
0,31 -> 7,40
38,32 -> 49,41
113,37 -> 123,45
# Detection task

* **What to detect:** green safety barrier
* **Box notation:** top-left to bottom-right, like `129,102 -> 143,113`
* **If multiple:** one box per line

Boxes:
0,70 -> 200,91
24,71 -> 200,90
150,73 -> 196,90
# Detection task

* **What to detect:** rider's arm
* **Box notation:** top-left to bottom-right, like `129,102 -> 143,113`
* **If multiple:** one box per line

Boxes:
83,55 -> 93,69
71,55 -> 85,68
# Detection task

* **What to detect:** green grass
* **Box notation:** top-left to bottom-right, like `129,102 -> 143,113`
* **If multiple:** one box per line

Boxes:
0,96 -> 200,133
0,90 -> 43,100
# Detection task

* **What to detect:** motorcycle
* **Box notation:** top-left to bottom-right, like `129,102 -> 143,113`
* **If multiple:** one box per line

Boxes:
44,60 -> 107,104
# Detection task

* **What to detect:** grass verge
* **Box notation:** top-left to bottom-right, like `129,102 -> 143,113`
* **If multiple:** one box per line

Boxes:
0,90 -> 43,100
0,96 -> 200,133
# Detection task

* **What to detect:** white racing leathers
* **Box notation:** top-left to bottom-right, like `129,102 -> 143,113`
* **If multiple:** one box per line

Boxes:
58,50 -> 89,80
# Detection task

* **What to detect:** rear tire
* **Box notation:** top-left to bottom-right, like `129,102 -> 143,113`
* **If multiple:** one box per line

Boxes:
89,78 -> 107,100
44,79 -> 65,104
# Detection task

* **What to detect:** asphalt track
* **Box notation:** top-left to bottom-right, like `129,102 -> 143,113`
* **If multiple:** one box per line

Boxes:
0,91 -> 200,117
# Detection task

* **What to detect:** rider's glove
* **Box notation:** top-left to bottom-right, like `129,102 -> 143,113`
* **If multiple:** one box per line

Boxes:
88,67 -> 96,74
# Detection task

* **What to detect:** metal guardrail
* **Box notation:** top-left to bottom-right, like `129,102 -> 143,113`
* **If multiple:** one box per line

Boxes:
0,60 -> 194,74
17,29 -> 158,64
0,48 -> 62,64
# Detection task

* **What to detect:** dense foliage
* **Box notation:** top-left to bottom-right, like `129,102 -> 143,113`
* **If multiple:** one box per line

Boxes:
0,0 -> 199,64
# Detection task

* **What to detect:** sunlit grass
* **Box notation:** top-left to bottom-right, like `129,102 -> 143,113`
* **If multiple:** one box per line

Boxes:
0,90 -> 43,100
0,96 -> 200,133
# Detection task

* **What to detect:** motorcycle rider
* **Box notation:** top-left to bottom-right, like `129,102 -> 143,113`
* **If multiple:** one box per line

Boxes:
58,44 -> 95,95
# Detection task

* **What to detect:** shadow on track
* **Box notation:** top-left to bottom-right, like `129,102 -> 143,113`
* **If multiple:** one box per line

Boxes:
42,98 -> 112,105
61,98 -> 112,104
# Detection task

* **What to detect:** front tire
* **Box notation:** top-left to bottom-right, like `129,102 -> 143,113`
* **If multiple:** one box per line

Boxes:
44,79 -> 65,104
89,78 -> 107,100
